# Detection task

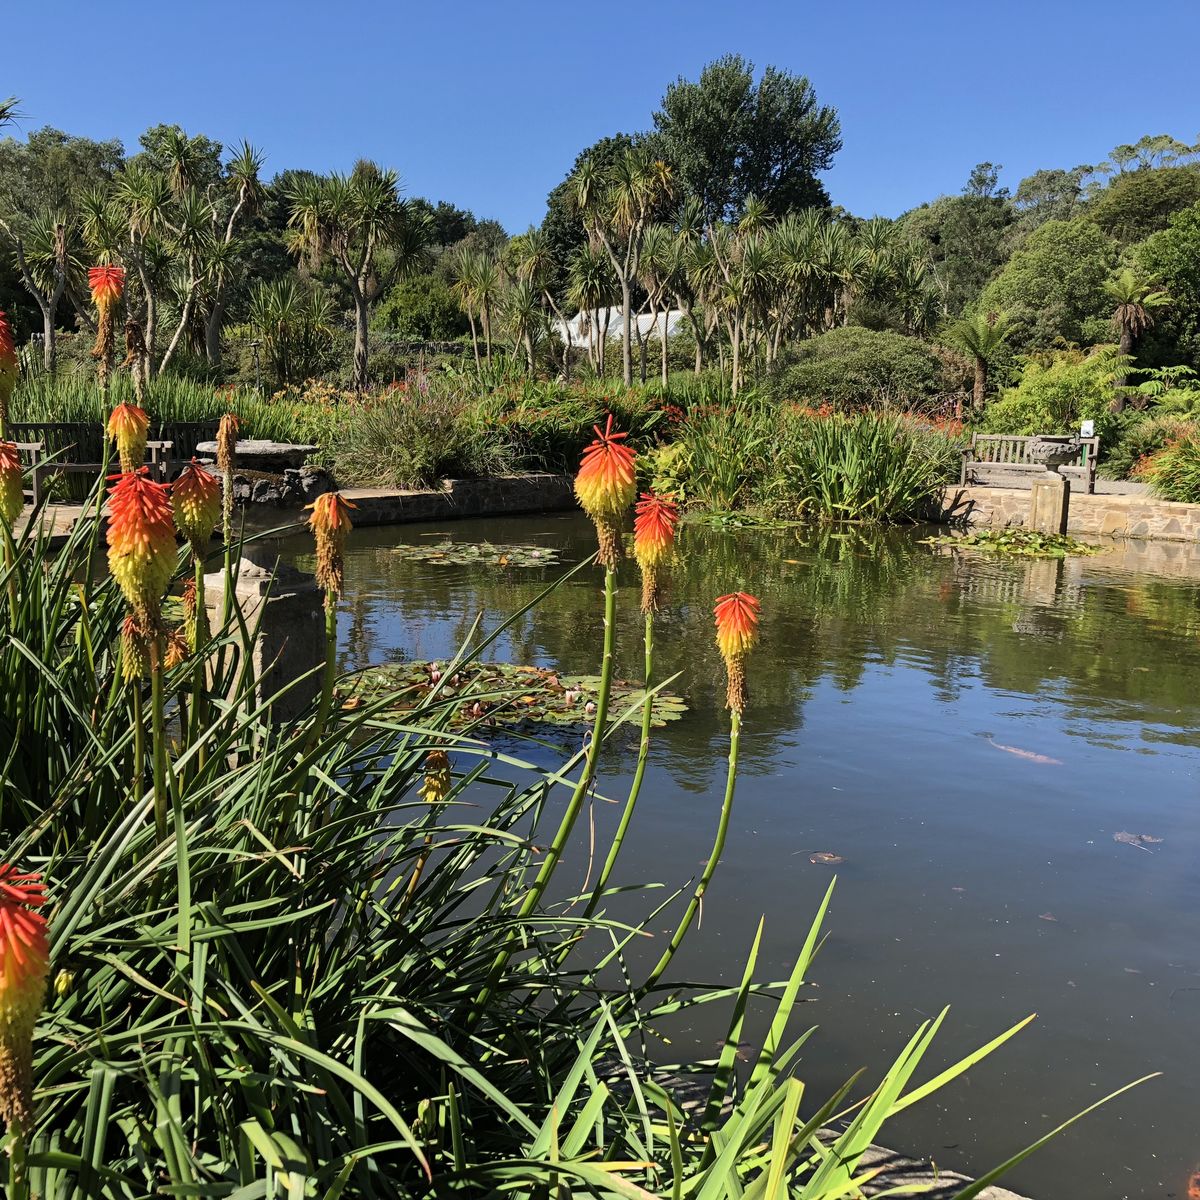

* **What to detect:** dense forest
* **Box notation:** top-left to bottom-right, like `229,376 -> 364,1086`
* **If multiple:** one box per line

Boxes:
2,62 -> 1199,432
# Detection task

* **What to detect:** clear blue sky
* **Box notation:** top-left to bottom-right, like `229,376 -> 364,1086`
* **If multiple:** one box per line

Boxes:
7,0 -> 1200,231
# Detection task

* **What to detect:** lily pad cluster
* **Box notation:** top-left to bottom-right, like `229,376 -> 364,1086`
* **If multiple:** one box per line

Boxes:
391,541 -> 561,568
348,660 -> 688,729
923,528 -> 1106,558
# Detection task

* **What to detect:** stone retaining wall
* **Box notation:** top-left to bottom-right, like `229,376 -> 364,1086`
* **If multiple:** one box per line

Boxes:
943,485 -> 1200,543
340,474 -> 576,526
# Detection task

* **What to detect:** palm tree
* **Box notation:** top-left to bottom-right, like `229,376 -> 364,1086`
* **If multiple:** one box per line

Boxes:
510,227 -> 573,378
287,163 -> 425,390
502,279 -> 545,374
572,148 -> 673,386
942,311 -> 1012,416
568,245 -> 617,375
1103,268 -> 1170,403
4,212 -> 78,372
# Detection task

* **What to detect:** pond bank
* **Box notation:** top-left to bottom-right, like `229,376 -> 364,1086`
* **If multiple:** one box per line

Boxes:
944,483 -> 1200,543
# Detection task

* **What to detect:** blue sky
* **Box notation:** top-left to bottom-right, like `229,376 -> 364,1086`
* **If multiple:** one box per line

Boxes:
7,1 -> 1200,231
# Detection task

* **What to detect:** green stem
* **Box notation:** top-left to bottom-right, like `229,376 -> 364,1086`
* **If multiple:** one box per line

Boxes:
584,607 -> 653,918
306,593 -> 339,751
473,565 -> 618,1018
8,1123 -> 28,1200
190,555 -> 210,768
150,649 -> 168,847
132,685 -> 146,810
640,707 -> 741,997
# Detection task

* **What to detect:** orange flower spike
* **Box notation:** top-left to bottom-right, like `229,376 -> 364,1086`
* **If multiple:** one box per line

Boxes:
106,471 -> 177,618
713,592 -> 761,713
0,865 -> 49,1131
106,402 -> 149,473
87,265 -> 125,313
0,442 -> 23,527
574,415 -> 636,521
216,413 -> 239,476
633,492 -> 679,613
307,491 -> 357,598
574,415 -> 636,568
171,460 -> 221,551
633,493 -> 679,571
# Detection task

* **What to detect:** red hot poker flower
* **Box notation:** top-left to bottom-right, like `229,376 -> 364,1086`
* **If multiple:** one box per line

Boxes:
307,491 -> 357,598
633,493 -> 679,570
0,311 -> 17,428
575,415 -> 636,568
713,592 -> 761,713
87,265 -> 125,312
106,402 -> 149,473
574,415 -> 636,521
0,865 -> 49,1130
171,460 -> 221,551
107,470 -> 177,619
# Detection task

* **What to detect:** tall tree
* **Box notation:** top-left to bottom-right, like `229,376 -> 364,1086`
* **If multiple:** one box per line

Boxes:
572,146 -> 673,386
653,55 -> 840,224
286,161 -> 427,389
1102,268 -> 1170,402
942,311 -> 1012,416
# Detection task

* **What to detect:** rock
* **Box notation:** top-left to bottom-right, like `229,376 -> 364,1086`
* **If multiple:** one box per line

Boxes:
229,465 -> 337,509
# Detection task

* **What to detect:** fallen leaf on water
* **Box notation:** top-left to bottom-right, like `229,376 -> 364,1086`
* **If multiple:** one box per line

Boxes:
951,886 -> 966,892
988,739 -> 1062,765
783,559 -> 801,565
1038,912 -> 1058,922
1114,831 -> 1162,852
809,852 -> 845,865
1124,967 -> 1143,974
340,696 -> 363,711
1187,1167 -> 1200,1200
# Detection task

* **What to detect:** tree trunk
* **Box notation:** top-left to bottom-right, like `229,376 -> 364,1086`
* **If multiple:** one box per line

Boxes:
205,297 -> 226,368
620,279 -> 633,387
40,300 -> 56,373
1110,323 -> 1134,411
973,358 -> 987,412
661,311 -> 669,388
353,289 -> 370,390
730,317 -> 741,398
635,304 -> 648,384
467,312 -> 481,372
483,303 -> 493,367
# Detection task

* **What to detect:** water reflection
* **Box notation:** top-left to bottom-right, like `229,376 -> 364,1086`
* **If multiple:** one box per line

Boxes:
274,515 -> 1200,1200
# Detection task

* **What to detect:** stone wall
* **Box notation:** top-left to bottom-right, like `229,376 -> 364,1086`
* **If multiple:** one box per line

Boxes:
942,485 -> 1200,543
341,474 -> 576,526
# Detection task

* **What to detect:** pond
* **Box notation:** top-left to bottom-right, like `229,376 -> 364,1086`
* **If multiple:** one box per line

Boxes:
273,513 -> 1200,1200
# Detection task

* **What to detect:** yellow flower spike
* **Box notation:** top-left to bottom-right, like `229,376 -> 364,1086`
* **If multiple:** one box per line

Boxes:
0,442 -> 23,527
0,866 -> 49,1131
106,402 -> 149,473
119,613 -> 152,681
171,460 -> 221,552
419,749 -> 452,804
106,471 -> 177,621
574,415 -> 637,569
216,413 -> 239,477
306,491 -> 357,599
713,592 -> 761,714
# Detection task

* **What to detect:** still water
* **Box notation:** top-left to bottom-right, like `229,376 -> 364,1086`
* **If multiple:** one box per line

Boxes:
276,513 -> 1200,1200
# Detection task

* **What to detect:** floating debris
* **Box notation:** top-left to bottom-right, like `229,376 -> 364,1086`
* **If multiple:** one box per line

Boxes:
348,660 -> 687,730
809,851 -> 845,866
988,739 -> 1062,765
1113,831 -> 1163,852
391,541 -> 561,568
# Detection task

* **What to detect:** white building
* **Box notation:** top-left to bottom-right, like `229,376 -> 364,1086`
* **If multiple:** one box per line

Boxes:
554,307 -> 685,352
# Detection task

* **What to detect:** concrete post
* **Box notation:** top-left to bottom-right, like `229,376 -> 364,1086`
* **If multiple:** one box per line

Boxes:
204,549 -> 325,723
1029,475 -> 1069,535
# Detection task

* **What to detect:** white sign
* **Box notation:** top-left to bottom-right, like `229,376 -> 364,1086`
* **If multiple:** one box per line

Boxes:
1080,420 -> 1095,438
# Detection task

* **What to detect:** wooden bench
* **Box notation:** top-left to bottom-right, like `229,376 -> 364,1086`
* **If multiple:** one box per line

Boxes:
9,422 -> 175,502
960,434 -> 1099,494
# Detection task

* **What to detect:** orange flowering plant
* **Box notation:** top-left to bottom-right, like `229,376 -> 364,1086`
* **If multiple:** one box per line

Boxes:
574,415 -> 636,568
0,866 -> 48,1132
106,402 -> 149,474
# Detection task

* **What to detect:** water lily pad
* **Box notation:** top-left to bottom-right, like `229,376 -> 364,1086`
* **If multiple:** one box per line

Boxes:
923,529 -> 1104,558
348,660 -> 687,730
391,541 -> 561,568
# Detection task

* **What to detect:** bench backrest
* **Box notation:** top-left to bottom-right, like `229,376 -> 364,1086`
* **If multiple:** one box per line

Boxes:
154,421 -> 219,463
9,422 -> 105,464
969,434 -> 1099,465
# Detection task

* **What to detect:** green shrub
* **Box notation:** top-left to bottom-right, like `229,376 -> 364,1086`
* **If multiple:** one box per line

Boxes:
982,345 -> 1127,445
1138,431 -> 1200,501
1103,412 -> 1195,479
766,326 -> 947,410
371,272 -> 470,340
769,410 -> 960,521
333,389 -> 515,487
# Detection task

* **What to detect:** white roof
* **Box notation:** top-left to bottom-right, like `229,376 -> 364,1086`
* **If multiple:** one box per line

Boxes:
554,307 -> 685,347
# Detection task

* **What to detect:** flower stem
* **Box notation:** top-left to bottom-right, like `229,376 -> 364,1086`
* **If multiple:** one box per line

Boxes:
584,606 -> 653,917
640,707 -> 741,997
306,593 -> 339,752
150,646 -> 168,847
473,565 -> 618,1018
190,556 -> 209,767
